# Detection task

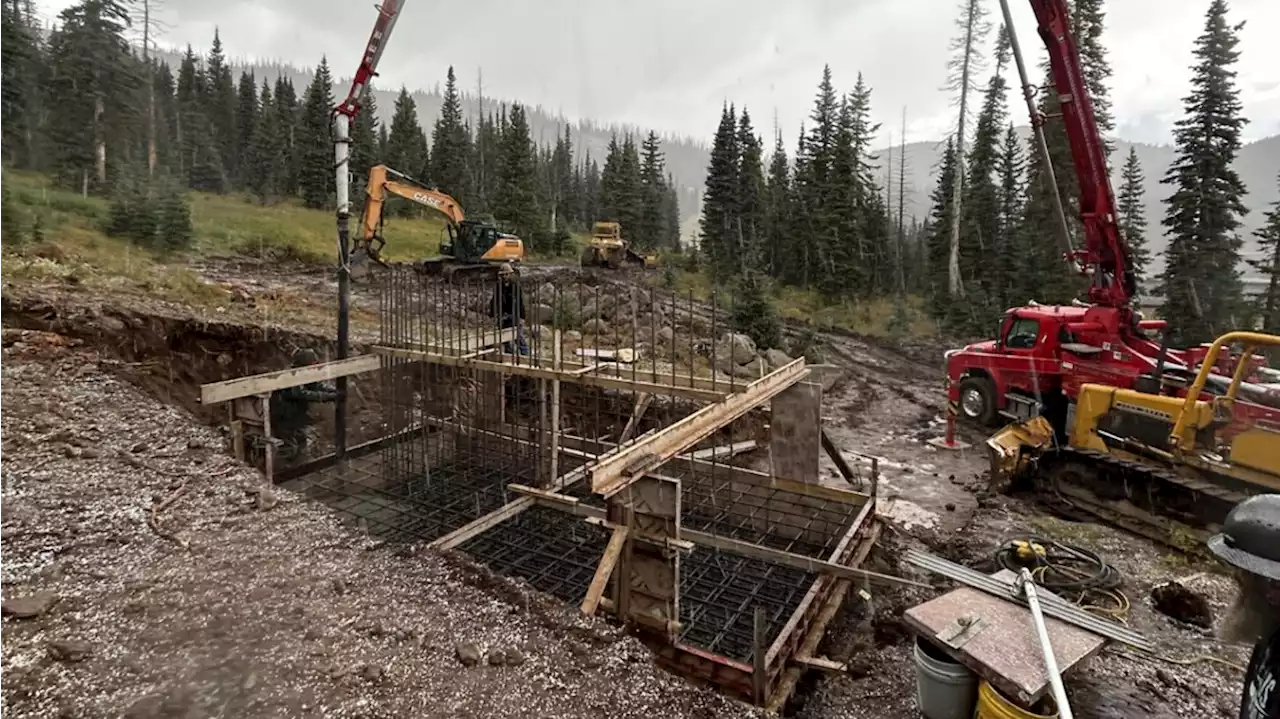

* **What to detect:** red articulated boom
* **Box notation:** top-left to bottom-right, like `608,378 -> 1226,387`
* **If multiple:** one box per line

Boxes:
332,0 -> 407,459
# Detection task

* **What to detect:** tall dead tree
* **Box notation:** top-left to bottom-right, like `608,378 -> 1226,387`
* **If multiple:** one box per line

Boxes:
897,106 -> 908,294
133,0 -> 168,178
945,0 -> 991,298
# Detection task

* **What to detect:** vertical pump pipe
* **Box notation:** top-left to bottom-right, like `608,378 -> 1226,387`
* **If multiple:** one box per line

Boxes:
997,0 -> 1075,261
330,0 -> 406,460
334,112 -> 352,460
1016,568 -> 1074,719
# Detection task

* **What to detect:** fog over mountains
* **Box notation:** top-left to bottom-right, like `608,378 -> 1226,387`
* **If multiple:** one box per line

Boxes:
199,55 -> 1278,275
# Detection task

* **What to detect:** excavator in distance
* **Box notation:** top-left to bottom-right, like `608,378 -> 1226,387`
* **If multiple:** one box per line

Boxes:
351,164 -> 524,279
947,0 -> 1279,546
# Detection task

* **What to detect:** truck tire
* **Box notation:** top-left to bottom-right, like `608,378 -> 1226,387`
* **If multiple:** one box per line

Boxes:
958,376 -> 998,427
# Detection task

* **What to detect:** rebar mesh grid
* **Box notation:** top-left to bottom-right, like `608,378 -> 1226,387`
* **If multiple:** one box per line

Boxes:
287,268 -> 857,678
458,503 -> 815,664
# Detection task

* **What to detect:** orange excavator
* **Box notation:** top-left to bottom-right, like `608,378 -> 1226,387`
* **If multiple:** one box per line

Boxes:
351,164 -> 525,278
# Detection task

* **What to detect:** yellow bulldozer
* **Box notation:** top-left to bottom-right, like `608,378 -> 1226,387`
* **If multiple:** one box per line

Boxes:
988,330 -> 1280,546
580,222 -> 657,269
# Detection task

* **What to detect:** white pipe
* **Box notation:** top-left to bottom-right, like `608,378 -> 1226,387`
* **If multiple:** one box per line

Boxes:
1018,568 -> 1074,719
334,113 -> 352,266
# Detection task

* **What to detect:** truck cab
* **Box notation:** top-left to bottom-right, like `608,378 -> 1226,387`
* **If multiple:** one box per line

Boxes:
946,306 -> 1076,427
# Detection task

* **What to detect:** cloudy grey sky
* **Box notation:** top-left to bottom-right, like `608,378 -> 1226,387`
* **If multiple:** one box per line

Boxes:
34,0 -> 1280,147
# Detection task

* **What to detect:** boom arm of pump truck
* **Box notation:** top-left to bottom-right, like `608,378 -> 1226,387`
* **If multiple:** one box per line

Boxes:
1026,0 -> 1136,309
355,164 -> 466,264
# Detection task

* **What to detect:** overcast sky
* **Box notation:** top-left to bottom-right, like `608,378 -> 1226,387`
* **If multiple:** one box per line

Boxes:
33,0 -> 1280,148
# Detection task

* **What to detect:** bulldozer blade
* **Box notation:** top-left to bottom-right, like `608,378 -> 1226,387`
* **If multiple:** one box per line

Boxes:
986,415 -> 1056,492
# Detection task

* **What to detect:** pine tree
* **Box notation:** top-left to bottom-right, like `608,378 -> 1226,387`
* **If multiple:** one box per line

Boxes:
106,164 -> 159,246
385,87 -> 426,178
493,103 -> 541,244
1072,0 -> 1115,156
234,70 -> 259,188
599,133 -> 643,240
845,75 -> 884,294
429,66 -> 472,202
153,61 -> 178,175
959,68 -> 1008,319
736,112 -> 766,273
349,85 -> 379,200
730,271 -> 782,350
996,124 -> 1025,304
663,176 -> 682,251
2,0 -> 46,169
926,139 -> 959,318
154,173 -> 194,253
1248,173 -> 1280,333
473,110 -> 502,214
205,30 -> 237,186
763,131 -> 791,279
1116,146 -> 1150,286
175,45 -> 224,193
0,166 -> 18,245
550,125 -> 575,232
1156,0 -> 1249,346
699,105 -> 740,279
638,131 -> 669,251
245,81 -> 282,203
298,57 -> 335,209
44,0 -> 142,193
273,76 -> 300,196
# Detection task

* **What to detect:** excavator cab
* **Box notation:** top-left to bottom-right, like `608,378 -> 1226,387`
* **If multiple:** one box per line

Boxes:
443,219 -> 522,264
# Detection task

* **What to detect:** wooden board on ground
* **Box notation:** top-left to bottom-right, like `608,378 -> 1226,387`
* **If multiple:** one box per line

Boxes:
902,569 -> 1106,707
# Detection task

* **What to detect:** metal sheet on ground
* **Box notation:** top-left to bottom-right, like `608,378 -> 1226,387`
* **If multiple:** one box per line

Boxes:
903,569 -> 1106,707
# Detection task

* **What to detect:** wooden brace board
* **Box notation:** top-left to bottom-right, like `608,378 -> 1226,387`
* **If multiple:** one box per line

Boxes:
201,355 -> 381,405
373,345 -> 730,403
591,358 -> 809,496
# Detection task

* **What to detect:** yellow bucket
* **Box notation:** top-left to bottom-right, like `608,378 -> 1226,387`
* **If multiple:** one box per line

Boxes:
973,681 -> 1059,719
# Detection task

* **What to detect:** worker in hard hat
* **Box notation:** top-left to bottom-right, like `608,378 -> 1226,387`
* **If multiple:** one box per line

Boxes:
270,348 -> 338,464
1208,494 -> 1280,719
488,262 -> 529,356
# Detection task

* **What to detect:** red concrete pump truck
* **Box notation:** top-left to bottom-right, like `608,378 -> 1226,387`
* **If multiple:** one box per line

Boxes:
942,0 -> 1265,443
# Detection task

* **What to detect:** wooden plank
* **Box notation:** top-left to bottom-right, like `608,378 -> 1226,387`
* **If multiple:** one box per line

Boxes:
580,526 -> 630,615
902,569 -> 1106,706
686,440 -> 758,461
770,381 -> 822,483
794,655 -> 847,673
373,346 -> 729,403
821,428 -> 860,487
591,359 -> 809,496
429,497 -> 534,550
201,355 -> 381,405
619,393 -> 653,443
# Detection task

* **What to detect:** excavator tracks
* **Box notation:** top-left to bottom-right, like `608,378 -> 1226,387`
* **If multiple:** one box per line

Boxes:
1030,447 -> 1250,553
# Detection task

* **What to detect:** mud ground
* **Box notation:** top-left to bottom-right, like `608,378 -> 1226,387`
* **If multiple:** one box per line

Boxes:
0,262 -> 1258,718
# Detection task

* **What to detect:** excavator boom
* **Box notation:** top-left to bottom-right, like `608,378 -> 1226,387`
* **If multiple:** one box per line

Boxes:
357,165 -> 465,262
352,164 -> 523,274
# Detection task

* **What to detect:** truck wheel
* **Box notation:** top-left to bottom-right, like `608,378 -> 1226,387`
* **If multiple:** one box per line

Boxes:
958,377 -> 998,426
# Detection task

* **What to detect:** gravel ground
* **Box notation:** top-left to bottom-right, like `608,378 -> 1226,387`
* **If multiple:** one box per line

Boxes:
0,340 -> 758,719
